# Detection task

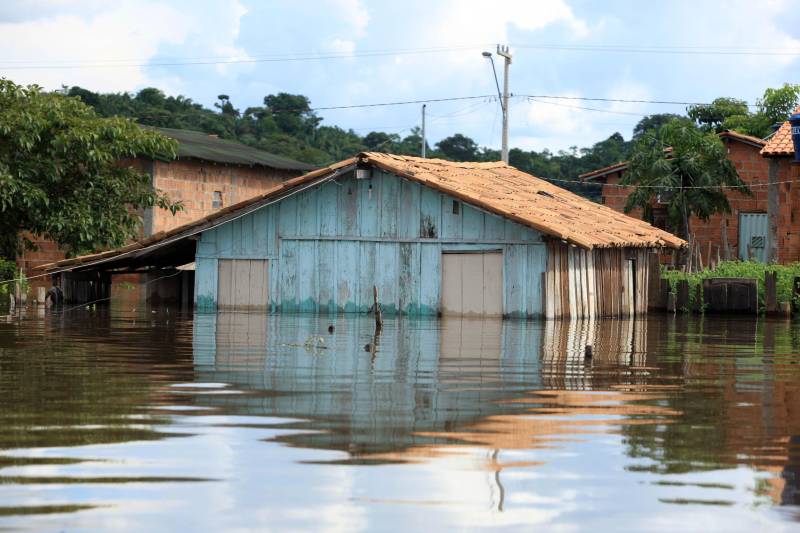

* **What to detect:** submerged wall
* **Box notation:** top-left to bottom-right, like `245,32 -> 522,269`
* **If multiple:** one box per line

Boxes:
194,170 -> 547,316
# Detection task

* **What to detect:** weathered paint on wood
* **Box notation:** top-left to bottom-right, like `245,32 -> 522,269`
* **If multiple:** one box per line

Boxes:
195,170 -> 546,316
544,242 -> 653,318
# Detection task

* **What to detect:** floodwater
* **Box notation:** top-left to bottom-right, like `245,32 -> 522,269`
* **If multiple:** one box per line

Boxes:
1,306 -> 799,532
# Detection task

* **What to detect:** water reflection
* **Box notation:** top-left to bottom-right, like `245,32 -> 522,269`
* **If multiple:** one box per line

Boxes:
0,310 -> 798,530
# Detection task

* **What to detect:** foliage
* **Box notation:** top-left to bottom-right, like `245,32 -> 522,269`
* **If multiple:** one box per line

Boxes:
687,97 -> 749,132
0,258 -> 26,296
435,133 -> 480,161
621,119 -> 749,242
687,84 -> 800,138
661,260 -> 800,312
0,79 -> 182,257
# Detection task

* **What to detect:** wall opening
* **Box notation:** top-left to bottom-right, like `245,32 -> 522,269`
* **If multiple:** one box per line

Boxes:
212,191 -> 223,210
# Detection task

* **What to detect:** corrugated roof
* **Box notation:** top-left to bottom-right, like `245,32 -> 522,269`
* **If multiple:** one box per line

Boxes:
40,153 -> 684,273
761,107 -> 800,156
150,127 -> 317,171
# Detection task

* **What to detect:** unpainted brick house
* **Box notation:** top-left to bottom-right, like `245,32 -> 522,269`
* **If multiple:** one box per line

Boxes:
580,130 -> 795,264
760,110 -> 800,264
19,127 -> 315,289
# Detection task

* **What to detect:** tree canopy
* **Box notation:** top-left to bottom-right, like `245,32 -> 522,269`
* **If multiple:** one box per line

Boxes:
0,80 -> 181,258
687,84 -> 800,138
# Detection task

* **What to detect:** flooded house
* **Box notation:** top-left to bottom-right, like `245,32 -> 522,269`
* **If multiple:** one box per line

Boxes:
41,153 -> 684,318
18,127 -> 315,292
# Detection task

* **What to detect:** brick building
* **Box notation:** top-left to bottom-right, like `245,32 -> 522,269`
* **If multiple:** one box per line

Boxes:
760,112 -> 800,264
581,130 -> 778,264
19,127 -> 315,289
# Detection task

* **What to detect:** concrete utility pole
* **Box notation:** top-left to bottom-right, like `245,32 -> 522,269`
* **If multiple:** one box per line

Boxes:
496,45 -> 512,164
421,104 -> 427,158
483,45 -> 512,164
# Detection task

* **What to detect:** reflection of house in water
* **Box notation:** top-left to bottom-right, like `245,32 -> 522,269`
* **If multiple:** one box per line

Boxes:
192,313 -> 652,458
541,319 -> 648,390
191,313 -> 800,515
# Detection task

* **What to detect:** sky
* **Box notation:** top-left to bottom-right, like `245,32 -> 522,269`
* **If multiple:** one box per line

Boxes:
1,0 -> 799,153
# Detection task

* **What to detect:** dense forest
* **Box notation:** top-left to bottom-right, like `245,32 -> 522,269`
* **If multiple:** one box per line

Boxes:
64,83 -> 798,193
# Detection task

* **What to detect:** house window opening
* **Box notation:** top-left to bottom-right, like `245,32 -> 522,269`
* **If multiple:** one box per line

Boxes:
212,191 -> 223,209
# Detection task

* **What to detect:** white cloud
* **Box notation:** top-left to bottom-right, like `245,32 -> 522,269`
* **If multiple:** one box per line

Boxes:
0,2 -> 189,92
0,1 -> 250,94
328,38 -> 357,56
327,0 -> 369,37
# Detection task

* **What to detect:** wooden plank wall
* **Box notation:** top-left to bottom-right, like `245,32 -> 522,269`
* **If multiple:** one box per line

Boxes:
195,170 -> 548,315
545,242 -> 653,318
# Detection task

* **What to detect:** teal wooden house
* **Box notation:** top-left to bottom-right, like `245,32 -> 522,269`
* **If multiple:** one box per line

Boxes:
44,153 -> 684,318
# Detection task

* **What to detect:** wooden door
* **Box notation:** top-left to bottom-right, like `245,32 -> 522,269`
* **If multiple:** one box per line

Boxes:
217,259 -> 269,310
441,251 -> 503,316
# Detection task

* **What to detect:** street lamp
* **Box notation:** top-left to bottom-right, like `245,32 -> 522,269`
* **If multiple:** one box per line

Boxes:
482,46 -> 511,164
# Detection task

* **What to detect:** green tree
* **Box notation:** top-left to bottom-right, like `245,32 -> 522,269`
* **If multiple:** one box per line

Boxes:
758,83 -> 800,125
621,119 -> 749,255
264,93 -> 320,138
687,97 -> 749,132
435,133 -> 479,161
363,131 -> 400,152
0,80 -> 181,258
633,113 -> 691,140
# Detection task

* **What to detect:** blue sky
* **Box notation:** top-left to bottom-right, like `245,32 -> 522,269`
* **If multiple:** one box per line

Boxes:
1,0 -> 798,153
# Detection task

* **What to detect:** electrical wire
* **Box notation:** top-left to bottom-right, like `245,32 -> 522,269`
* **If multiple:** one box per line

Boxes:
3,41 -> 799,70
545,175 -> 800,190
512,43 -> 800,56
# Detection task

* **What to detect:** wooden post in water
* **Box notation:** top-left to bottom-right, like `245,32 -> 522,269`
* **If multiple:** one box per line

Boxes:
373,285 -> 383,332
765,271 -> 778,315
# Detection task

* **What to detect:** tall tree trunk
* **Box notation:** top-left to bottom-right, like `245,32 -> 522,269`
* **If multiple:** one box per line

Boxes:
676,193 -> 691,268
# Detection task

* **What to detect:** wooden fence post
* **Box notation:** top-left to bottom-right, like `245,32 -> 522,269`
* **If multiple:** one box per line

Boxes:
676,280 -> 690,312
373,285 -> 383,332
765,271 -> 778,315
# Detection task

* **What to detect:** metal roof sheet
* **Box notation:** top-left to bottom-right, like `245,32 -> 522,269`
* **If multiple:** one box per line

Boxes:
150,127 -> 317,171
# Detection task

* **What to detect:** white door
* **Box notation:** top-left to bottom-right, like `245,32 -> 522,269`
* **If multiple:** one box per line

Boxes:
441,251 -> 503,317
217,259 -> 269,310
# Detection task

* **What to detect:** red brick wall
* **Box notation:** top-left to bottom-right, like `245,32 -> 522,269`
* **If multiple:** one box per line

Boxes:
597,139 -> 783,264
775,160 -> 800,264
150,159 -> 297,232
17,158 -> 302,287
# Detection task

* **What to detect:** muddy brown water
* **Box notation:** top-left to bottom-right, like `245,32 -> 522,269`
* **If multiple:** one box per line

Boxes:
1,306 -> 799,531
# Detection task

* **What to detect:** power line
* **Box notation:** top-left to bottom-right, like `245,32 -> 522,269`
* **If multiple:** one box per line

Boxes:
311,95 -> 495,111
526,97 -> 648,117
3,41 -> 800,70
545,175 -> 799,190
0,44 -> 493,70
310,94 -> 759,113
519,94 -> 757,107
512,43 -> 800,56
